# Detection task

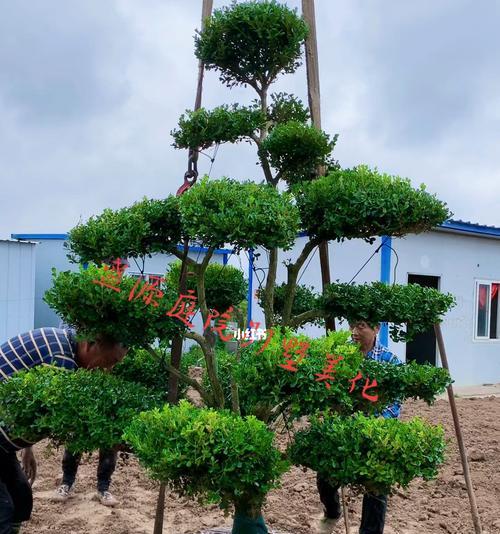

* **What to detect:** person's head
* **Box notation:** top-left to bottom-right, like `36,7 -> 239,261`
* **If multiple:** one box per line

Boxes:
349,321 -> 379,354
76,336 -> 128,370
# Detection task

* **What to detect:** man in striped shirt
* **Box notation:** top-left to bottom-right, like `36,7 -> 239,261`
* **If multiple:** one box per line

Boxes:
0,327 -> 127,534
317,321 -> 402,534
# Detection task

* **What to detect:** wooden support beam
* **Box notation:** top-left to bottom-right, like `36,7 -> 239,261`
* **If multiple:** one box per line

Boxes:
301,0 -> 335,334
434,323 -> 483,534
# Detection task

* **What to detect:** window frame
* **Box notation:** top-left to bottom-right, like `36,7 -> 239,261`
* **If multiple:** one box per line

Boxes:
473,279 -> 500,342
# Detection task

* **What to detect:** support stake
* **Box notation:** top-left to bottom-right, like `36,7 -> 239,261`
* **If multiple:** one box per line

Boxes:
434,323 -> 482,534
301,0 -> 335,333
341,487 -> 351,534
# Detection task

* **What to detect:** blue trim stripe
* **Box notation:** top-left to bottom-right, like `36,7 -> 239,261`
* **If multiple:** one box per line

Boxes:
11,234 -> 232,256
379,236 -> 392,346
440,220 -> 500,237
11,233 -> 69,240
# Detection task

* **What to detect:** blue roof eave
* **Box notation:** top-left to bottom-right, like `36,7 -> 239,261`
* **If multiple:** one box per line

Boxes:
11,234 -> 233,256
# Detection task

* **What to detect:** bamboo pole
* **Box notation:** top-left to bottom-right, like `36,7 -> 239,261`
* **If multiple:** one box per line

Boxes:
434,324 -> 482,534
153,3 -> 214,534
301,0 -> 335,333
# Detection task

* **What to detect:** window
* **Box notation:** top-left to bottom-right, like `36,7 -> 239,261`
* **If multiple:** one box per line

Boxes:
127,272 -> 163,281
474,281 -> 499,340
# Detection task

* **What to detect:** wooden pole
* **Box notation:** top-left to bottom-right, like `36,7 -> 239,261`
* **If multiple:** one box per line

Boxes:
301,0 -> 335,333
154,3 -> 214,534
434,324 -> 482,534
340,487 -> 351,534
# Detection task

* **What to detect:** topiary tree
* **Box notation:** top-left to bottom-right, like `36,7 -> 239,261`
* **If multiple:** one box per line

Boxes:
15,2 -> 458,533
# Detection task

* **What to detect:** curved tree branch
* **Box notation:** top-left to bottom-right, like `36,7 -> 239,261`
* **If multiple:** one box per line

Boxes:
288,308 -> 324,330
282,238 -> 321,325
144,345 -> 213,406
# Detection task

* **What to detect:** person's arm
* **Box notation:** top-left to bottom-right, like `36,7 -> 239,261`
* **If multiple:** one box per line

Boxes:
20,446 -> 37,485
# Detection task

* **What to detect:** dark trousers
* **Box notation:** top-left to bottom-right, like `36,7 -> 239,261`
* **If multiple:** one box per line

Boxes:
62,448 -> 117,493
317,474 -> 387,534
0,451 -> 33,534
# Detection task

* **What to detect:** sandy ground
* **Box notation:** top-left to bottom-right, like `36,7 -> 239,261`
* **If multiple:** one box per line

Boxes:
22,396 -> 500,534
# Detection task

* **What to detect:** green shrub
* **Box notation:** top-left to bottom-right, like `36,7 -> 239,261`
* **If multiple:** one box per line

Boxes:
178,176 -> 299,250
66,197 -> 182,264
356,359 -> 452,414
231,330 -> 451,422
44,264 -> 183,347
234,330 -> 363,421
0,367 -> 160,453
124,400 -> 289,513
172,105 -> 265,150
259,121 -> 336,184
289,413 -> 446,495
321,282 -> 455,342
166,260 -> 247,314
267,92 -> 310,126
296,166 -> 451,242
195,1 -> 309,89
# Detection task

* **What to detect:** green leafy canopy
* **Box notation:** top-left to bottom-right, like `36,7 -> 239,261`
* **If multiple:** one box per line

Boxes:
44,264 -> 183,347
124,400 -> 289,512
295,166 -> 452,242
195,1 -> 309,89
0,367 -> 160,454
66,197 -> 182,264
171,105 -> 265,150
178,176 -> 300,250
260,121 -> 337,184
321,282 -> 456,342
290,413 -> 446,496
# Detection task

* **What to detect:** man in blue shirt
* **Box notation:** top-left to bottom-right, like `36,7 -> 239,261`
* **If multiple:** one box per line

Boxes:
0,327 -> 127,534
317,321 -> 401,534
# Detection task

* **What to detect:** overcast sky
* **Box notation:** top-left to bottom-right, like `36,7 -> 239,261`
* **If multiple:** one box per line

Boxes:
1,0 -> 499,240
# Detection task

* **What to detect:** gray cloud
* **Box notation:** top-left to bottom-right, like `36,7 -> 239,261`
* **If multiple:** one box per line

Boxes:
0,1 -> 133,124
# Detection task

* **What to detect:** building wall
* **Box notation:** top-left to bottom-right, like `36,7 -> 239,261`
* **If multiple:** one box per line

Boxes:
250,237 -> 382,338
0,241 -> 36,340
390,231 -> 500,385
251,231 -> 500,386
25,238 -> 224,329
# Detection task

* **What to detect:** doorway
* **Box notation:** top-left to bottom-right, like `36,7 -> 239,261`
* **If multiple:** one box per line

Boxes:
406,274 -> 440,366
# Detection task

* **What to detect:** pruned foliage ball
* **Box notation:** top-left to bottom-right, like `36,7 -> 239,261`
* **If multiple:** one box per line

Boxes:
195,1 -> 309,89
295,166 -> 451,242
178,176 -> 299,250
322,282 -> 455,342
290,413 -> 446,496
172,105 -> 265,150
0,367 -> 160,453
124,400 -> 289,512
66,197 -> 182,264
44,265 -> 183,347
260,121 -> 336,184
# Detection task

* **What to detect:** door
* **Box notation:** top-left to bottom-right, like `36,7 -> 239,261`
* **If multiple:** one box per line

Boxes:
406,274 -> 440,366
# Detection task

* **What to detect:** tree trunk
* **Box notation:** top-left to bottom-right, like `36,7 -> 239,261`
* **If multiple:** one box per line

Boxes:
232,502 -> 268,534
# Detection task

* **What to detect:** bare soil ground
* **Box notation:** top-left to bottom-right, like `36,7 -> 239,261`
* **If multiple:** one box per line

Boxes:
22,397 -> 500,534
